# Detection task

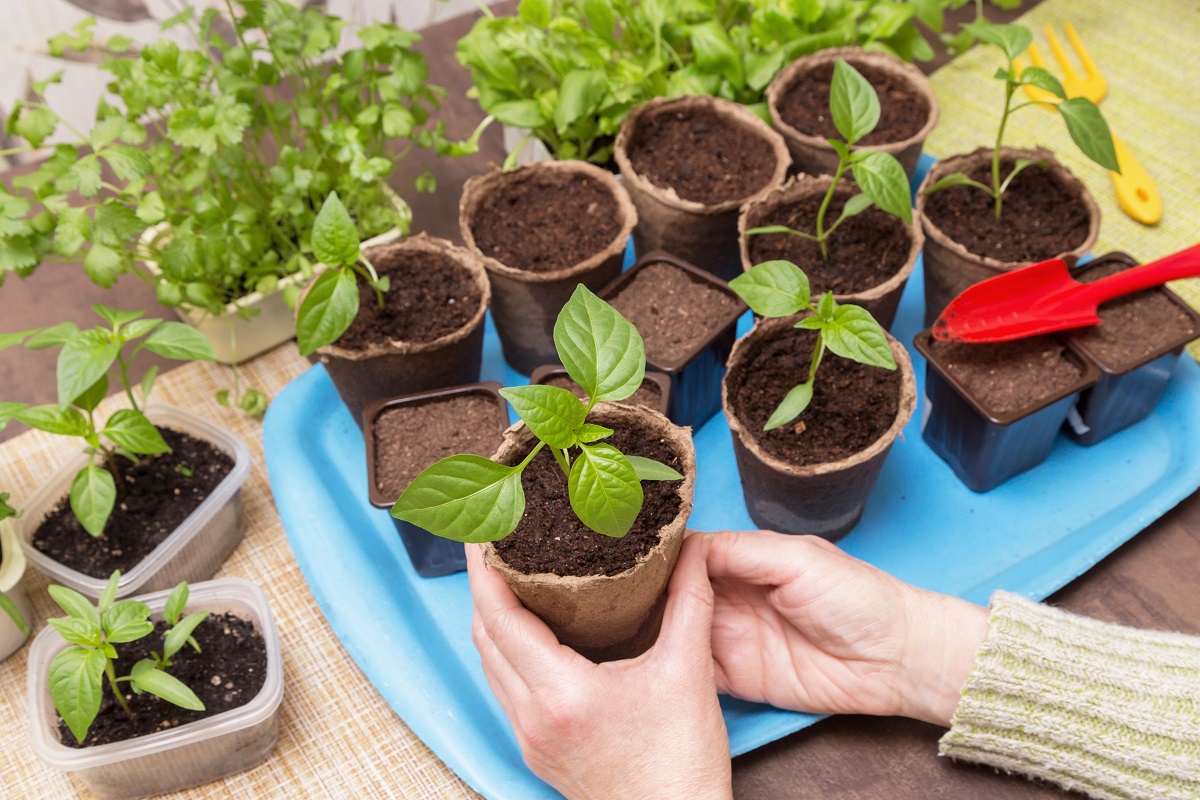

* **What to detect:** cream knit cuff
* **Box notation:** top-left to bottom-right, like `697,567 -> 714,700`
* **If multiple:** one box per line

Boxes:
938,591 -> 1200,800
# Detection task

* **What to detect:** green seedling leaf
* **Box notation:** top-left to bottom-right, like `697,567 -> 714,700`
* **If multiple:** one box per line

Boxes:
311,192 -> 360,267
518,0 -> 552,27
0,591 -> 28,635
851,151 -> 912,224
47,617 -> 102,647
140,365 -> 159,403
143,322 -> 217,361
98,570 -> 119,615
575,423 -> 613,443
92,304 -> 144,330
823,306 -> 896,369
163,611 -> 209,660
49,646 -> 107,743
839,193 -> 874,221
490,100 -> 545,128
57,329 -> 120,407
130,661 -> 205,711
626,455 -> 684,481
765,382 -> 814,430
17,405 -> 88,437
121,318 -> 163,340
830,58 -> 880,145
569,443 -> 642,537
1057,97 -> 1119,172
499,385 -> 586,449
164,581 -> 187,625
553,285 -> 645,404
745,225 -> 818,242
0,329 -> 40,352
102,599 -> 154,643
296,268 -> 359,356
555,69 -> 607,134
49,584 -> 100,627
25,322 -> 79,350
1017,66 -> 1066,99
962,22 -> 1032,62
997,158 -> 1045,196
392,455 -> 526,543
70,465 -> 116,537
730,260 -> 810,317
0,403 -> 26,433
74,375 -> 108,413
104,409 -> 170,455
922,171 -> 993,196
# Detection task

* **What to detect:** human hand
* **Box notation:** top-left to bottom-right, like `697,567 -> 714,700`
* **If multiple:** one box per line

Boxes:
705,530 -> 989,726
467,534 -> 732,800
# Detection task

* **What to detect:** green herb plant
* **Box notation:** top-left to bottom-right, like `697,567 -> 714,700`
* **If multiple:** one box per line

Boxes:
0,306 -> 217,535
921,22 -> 1118,218
0,493 -> 29,636
393,285 -> 683,542
745,58 -> 912,259
729,260 -> 896,430
46,572 -> 208,743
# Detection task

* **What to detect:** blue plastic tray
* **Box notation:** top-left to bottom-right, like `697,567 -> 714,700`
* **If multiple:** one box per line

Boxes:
263,157 -> 1200,800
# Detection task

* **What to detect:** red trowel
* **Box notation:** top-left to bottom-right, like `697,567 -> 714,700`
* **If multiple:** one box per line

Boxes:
932,243 -> 1200,343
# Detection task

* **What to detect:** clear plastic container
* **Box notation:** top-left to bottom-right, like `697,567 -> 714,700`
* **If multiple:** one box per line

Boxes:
0,518 -> 32,661
17,405 -> 250,599
27,577 -> 283,799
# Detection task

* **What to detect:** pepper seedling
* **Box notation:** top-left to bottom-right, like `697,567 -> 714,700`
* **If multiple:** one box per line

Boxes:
922,22 -> 1118,218
0,493 -> 29,636
730,260 -> 896,430
746,58 -> 912,259
392,285 -> 683,542
47,572 -> 207,744
0,304 -> 217,535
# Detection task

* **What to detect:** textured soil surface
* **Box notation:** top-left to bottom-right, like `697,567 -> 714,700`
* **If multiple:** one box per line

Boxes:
470,173 -> 622,273
58,612 -> 267,748
32,428 -> 233,578
927,335 -> 1085,416
493,423 -> 684,577
777,61 -> 930,145
540,373 -> 664,412
729,327 -> 901,464
922,157 -> 1091,263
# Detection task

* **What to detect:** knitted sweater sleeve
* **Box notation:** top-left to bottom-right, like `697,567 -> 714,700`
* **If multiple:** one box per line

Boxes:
938,591 -> 1200,800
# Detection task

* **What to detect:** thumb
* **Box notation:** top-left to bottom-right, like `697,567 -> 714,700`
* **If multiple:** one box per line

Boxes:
653,533 -> 715,662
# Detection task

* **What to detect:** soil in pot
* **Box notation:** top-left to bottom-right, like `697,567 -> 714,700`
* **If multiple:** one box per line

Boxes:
925,336 -> 1085,417
492,423 -> 685,578
625,105 -> 777,205
775,60 -> 930,146
538,373 -> 664,412
32,428 -> 233,578
922,157 -> 1092,264
57,612 -> 267,748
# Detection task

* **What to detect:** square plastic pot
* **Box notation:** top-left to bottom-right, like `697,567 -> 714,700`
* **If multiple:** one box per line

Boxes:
364,383 -> 509,578
0,519 -> 32,661
600,252 -> 747,430
17,405 -> 250,600
27,577 -> 282,799
528,365 -> 672,417
914,330 -> 1100,492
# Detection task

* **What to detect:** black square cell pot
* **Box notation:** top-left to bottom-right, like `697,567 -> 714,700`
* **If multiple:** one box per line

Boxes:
527,365 -> 672,417
914,330 -> 1101,493
600,252 -> 747,430
363,382 -> 510,577
1064,253 -> 1200,446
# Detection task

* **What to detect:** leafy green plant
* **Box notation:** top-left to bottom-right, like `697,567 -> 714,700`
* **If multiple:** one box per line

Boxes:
921,22 -> 1118,217
0,493 -> 29,636
730,259 -> 896,430
0,305 -> 216,535
47,572 -> 207,743
745,58 -> 912,259
393,285 -> 683,541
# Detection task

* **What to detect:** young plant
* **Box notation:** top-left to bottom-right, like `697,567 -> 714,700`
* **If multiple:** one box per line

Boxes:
745,58 -> 912,259
392,285 -> 683,542
0,493 -> 29,636
922,22 -> 1118,217
47,572 -> 207,744
729,260 -> 896,430
0,305 -> 217,535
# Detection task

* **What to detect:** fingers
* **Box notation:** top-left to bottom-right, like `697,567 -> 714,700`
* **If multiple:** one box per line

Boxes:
653,533 -> 716,662
704,529 -> 838,585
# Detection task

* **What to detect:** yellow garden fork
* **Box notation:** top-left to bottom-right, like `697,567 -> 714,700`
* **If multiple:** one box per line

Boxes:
1015,23 -> 1161,225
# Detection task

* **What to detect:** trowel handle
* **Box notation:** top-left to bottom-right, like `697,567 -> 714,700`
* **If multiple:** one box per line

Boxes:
1086,243 -> 1200,304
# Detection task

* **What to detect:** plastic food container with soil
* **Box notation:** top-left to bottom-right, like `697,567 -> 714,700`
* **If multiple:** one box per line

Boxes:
27,577 -> 283,799
1064,253 -> 1200,446
528,365 -> 672,417
914,330 -> 1101,492
722,317 -> 916,540
460,161 -> 637,375
0,517 -> 32,661
363,383 -> 510,577
17,405 -> 250,600
600,252 -> 747,430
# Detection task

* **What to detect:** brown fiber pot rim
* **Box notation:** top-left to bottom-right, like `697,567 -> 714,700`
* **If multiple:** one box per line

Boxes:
738,172 -> 925,306
722,316 -> 917,477
915,146 -> 1101,271
459,160 -> 638,283
766,46 -> 940,157
309,233 -> 492,361
480,402 -> 696,588
527,365 -> 673,418
613,95 -> 792,215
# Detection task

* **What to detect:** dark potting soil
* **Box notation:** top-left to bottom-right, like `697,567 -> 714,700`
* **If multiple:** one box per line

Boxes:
336,249 -> 482,350
746,185 -> 912,295
922,157 -> 1091,264
541,373 -> 663,411
1071,261 -> 1198,372
626,105 -> 777,205
57,612 -> 267,748
607,262 -> 743,366
927,336 -> 1084,417
372,392 -> 509,500
470,173 -> 623,273
492,422 -> 684,578
32,428 -> 233,578
777,61 -> 930,145
730,327 -> 901,465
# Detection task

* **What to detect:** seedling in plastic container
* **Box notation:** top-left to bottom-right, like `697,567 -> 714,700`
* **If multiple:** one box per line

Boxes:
0,493 -> 28,635
730,259 -> 897,430
392,285 -> 683,542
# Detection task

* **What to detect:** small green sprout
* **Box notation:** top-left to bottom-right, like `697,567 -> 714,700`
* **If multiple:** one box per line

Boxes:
175,463 -> 194,478
0,494 -> 29,636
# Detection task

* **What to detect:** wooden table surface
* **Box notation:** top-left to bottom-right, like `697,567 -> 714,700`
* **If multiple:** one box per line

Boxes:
3,4 -> 1197,800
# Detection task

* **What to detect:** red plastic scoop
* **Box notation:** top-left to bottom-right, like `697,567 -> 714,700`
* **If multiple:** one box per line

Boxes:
932,243 -> 1200,343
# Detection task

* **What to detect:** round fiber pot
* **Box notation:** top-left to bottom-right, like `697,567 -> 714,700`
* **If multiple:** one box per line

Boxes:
614,95 -> 791,281
767,47 -> 939,179
739,173 -> 924,330
460,161 -> 637,375
480,403 -> 696,662
917,146 -> 1100,326
312,234 -> 491,426
722,317 -> 916,540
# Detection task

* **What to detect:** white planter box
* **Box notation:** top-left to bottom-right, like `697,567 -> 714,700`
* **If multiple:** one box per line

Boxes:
0,519 -> 32,661
502,124 -> 552,166
17,405 -> 250,600
27,577 -> 284,799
